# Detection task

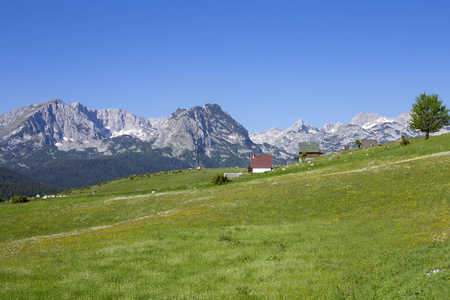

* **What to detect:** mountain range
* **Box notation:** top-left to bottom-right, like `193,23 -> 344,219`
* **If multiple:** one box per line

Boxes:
0,99 -> 288,188
1,99 -> 448,189
250,111 -> 443,154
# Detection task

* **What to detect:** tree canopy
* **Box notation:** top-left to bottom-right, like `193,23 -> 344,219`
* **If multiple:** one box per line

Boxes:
409,93 -> 450,139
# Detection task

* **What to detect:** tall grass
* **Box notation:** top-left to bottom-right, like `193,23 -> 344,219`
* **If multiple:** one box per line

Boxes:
1,134 -> 449,299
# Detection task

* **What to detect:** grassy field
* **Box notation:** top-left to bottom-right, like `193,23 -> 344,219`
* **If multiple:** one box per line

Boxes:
1,134 -> 449,299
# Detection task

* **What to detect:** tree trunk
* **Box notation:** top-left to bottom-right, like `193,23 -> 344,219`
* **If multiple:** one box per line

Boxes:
425,131 -> 429,139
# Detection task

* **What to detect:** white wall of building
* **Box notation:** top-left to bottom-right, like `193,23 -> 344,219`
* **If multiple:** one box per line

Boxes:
252,168 -> 272,173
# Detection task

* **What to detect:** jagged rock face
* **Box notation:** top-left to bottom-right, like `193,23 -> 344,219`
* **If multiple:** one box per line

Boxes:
28,100 -> 103,143
0,100 -> 285,167
287,119 -> 319,134
0,99 -> 161,152
96,108 -> 157,140
151,104 -> 255,156
148,117 -> 167,129
350,112 -> 384,127
0,100 -> 103,148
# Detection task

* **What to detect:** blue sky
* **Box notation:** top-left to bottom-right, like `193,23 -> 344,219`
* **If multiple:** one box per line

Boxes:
1,0 -> 449,132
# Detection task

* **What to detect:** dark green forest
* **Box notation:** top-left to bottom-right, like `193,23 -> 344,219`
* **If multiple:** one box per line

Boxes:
1,137 -> 287,191
0,167 -> 62,200
23,152 -> 193,189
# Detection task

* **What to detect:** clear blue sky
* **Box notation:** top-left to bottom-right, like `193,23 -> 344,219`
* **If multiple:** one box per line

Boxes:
1,0 -> 449,132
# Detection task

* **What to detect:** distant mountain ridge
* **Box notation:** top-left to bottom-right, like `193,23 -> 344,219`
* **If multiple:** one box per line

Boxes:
250,111 -> 449,154
1,98 -> 449,188
0,99 -> 161,152
0,99 -> 289,188
0,99 -> 290,158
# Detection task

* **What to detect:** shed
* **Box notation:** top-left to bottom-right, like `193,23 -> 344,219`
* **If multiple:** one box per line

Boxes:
361,139 -> 378,148
248,154 -> 273,173
298,142 -> 323,161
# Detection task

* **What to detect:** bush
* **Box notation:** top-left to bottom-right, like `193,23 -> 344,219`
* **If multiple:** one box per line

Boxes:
399,134 -> 411,146
0,197 -> 5,203
10,195 -> 29,203
300,152 -> 307,162
211,174 -> 230,185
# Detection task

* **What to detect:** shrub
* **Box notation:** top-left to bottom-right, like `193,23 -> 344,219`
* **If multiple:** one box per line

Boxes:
10,195 -> 29,203
300,152 -> 307,162
211,174 -> 230,185
399,134 -> 411,146
0,197 -> 5,203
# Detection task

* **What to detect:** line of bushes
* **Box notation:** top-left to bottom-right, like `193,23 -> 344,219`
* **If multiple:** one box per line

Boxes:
1,195 -> 29,203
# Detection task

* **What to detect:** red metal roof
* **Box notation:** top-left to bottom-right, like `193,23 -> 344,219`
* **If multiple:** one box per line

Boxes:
250,155 -> 272,168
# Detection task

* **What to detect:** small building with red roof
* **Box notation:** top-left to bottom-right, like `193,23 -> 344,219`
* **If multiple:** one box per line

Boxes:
248,154 -> 273,173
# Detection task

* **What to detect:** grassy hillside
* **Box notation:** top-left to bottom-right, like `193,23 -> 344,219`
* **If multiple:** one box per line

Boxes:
1,134 -> 449,299
70,167 -> 246,197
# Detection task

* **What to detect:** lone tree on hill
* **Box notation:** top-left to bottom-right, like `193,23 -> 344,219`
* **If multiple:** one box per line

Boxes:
355,139 -> 361,149
409,93 -> 450,139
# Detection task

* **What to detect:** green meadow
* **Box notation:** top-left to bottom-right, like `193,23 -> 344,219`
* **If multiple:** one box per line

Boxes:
1,134 -> 449,299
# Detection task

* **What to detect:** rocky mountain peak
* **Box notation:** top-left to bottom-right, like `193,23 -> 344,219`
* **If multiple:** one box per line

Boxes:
170,108 -> 188,119
289,119 -> 305,131
288,119 -> 318,133
151,103 -> 254,157
203,103 -> 227,115
321,122 -> 344,132
350,112 -> 383,126
395,112 -> 412,126
0,99 -> 162,152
